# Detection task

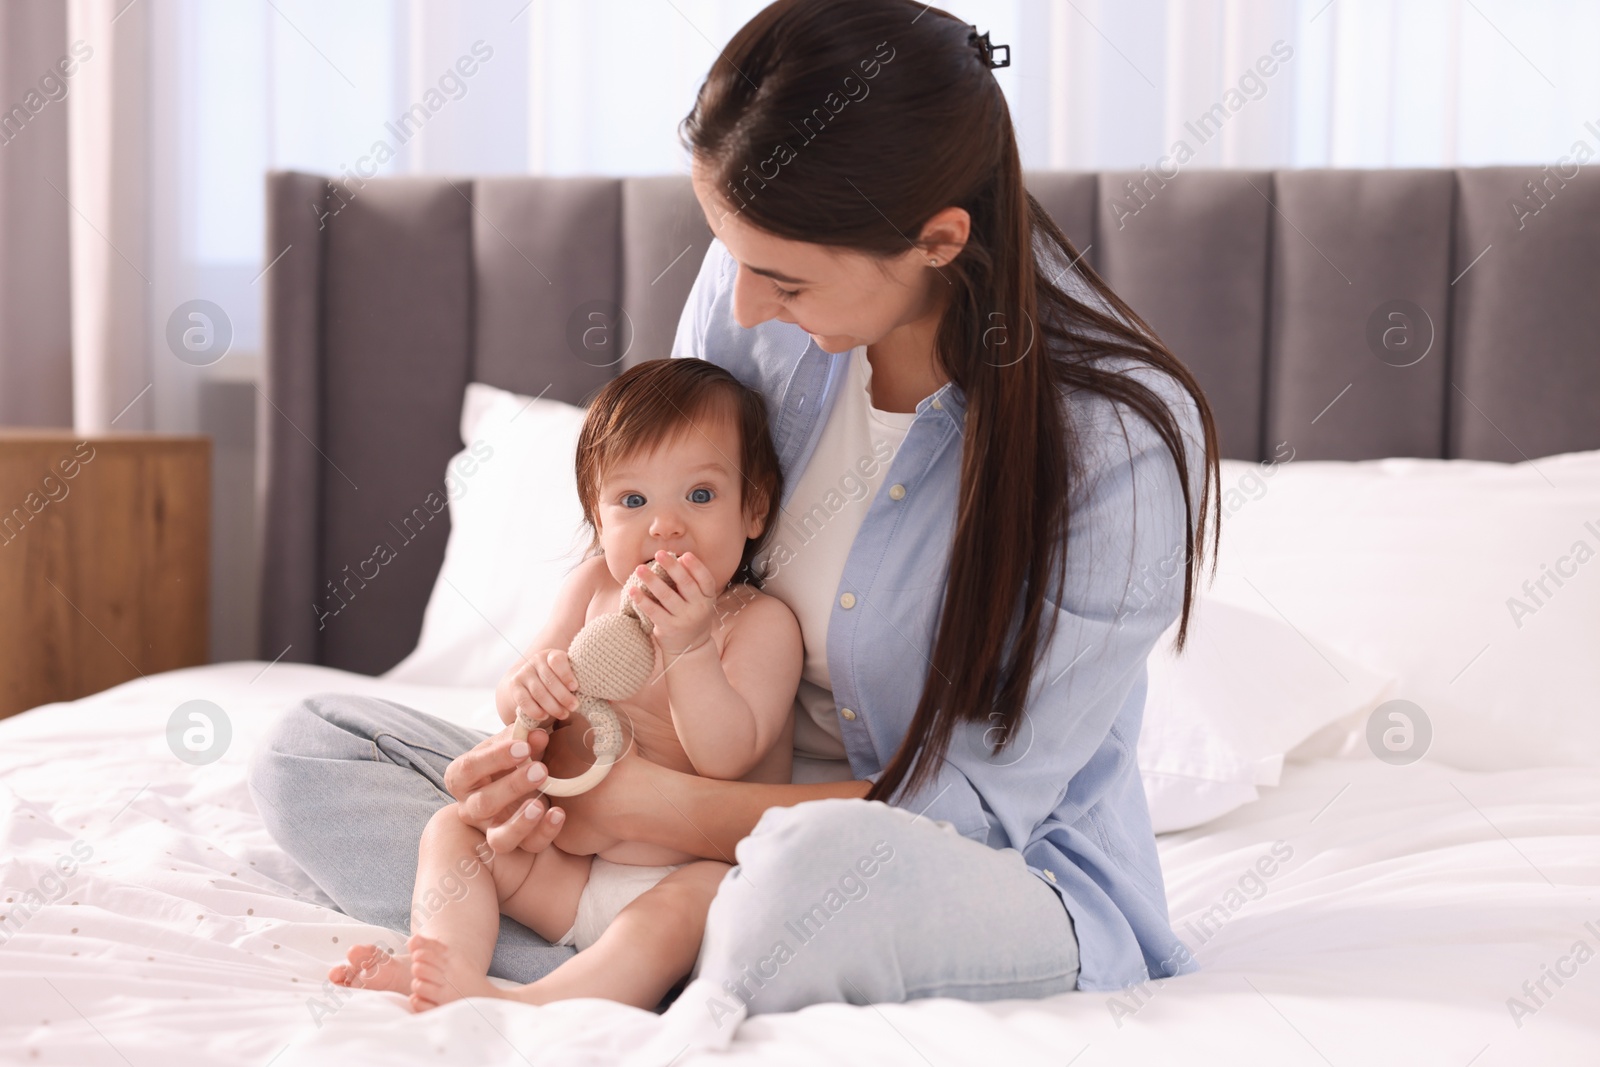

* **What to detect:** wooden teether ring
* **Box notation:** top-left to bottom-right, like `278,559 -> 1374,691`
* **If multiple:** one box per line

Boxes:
512,697 -> 624,796
507,556 -> 673,795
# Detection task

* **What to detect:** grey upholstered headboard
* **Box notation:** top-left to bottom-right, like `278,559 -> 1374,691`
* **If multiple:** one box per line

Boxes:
258,166 -> 1600,675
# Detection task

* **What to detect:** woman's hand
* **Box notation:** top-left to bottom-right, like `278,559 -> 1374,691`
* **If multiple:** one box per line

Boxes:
494,648 -> 582,727
443,724 -> 568,856
443,718 -> 649,856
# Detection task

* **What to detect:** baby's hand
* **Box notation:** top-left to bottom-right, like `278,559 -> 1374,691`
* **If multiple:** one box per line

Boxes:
495,648 -> 581,727
626,550 -> 719,659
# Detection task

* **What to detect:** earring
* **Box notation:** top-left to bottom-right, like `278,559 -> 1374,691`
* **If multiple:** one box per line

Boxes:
929,257 -> 941,267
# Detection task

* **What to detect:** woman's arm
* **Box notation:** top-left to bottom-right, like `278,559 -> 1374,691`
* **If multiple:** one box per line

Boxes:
445,715 -> 868,860
553,749 -> 870,859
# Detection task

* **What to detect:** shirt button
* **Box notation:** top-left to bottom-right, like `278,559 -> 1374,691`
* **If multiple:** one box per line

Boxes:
839,592 -> 856,609
839,707 -> 857,721
1043,868 -> 1058,884
888,483 -> 905,500
932,397 -> 943,410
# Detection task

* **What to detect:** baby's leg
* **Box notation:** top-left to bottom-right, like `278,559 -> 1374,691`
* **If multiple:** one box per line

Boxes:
421,859 -> 730,1011
331,803 -> 509,994
403,806 -> 594,1010
570,861 -> 732,1007
332,804 -> 589,1007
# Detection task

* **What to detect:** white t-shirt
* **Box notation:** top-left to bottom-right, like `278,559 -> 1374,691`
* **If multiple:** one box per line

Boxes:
753,346 -> 917,761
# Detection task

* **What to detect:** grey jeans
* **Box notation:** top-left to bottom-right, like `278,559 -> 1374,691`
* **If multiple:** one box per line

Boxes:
245,692 -> 1080,1013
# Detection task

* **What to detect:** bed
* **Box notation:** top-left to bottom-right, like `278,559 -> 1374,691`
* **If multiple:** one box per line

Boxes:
6,663 -> 1597,1063
3,165 -> 1598,1064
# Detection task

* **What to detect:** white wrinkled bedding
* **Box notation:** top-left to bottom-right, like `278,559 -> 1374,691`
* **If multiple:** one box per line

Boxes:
1,663 -> 1596,1065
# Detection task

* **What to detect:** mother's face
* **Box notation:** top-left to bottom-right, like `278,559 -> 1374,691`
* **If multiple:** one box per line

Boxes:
689,159 -> 951,355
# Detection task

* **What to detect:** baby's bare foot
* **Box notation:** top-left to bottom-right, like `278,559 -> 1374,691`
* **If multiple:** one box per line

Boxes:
406,933 -> 498,1013
329,942 -> 411,994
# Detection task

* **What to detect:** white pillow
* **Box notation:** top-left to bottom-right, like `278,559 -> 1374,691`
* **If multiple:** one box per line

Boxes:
1202,447 -> 1600,772
392,385 -> 1599,807
1139,597 -> 1397,833
383,383 -> 593,688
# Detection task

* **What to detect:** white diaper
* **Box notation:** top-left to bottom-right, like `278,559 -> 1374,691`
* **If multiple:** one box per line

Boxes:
556,857 -> 689,951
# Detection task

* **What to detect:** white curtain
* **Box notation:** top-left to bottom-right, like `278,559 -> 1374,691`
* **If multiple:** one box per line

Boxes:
88,0 -> 1598,410
66,0 -> 151,433
46,0 -> 1593,425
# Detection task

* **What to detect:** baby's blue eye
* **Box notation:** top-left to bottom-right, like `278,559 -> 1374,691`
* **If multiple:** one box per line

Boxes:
622,492 -> 645,508
690,487 -> 713,504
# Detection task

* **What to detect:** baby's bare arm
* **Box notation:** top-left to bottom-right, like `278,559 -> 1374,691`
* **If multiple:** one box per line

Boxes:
663,589 -> 802,781
494,555 -> 606,728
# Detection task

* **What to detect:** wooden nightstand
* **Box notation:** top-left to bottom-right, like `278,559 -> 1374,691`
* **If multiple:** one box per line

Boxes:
0,433 -> 210,718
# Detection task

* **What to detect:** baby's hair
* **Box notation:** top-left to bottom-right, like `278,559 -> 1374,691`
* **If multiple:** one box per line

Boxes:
575,358 -> 784,588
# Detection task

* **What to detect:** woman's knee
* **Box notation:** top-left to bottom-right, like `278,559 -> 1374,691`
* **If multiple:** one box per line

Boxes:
247,699 -> 316,797
246,692 -> 383,780
744,798 -> 913,868
692,802 -> 923,1016
712,799 -> 911,927
246,694 -> 382,830
251,693 -> 349,756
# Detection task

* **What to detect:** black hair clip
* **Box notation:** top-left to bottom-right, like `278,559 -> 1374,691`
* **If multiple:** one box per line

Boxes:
968,28 -> 1010,69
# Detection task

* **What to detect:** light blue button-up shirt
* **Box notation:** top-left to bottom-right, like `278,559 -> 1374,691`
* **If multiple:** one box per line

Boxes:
670,236 -> 1205,992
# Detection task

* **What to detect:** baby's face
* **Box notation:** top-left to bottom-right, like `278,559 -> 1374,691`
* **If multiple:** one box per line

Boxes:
594,411 -> 764,594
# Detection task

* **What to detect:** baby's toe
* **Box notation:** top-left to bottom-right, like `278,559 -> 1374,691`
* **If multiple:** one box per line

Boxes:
345,943 -> 380,969
410,974 -> 442,1006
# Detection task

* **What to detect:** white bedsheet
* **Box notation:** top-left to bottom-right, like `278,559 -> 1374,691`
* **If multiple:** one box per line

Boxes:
1,663 -> 1596,1065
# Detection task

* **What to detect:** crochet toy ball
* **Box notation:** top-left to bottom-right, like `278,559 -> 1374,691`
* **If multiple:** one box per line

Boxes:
510,555 -> 679,795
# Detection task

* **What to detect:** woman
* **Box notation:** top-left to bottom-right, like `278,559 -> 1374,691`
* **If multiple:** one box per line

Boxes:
248,0 -> 1220,1032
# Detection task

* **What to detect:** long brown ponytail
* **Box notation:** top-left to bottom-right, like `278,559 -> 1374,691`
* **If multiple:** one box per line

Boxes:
680,0 -> 1222,804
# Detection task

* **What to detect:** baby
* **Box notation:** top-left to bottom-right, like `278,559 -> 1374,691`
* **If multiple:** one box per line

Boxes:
329,357 -> 801,1013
